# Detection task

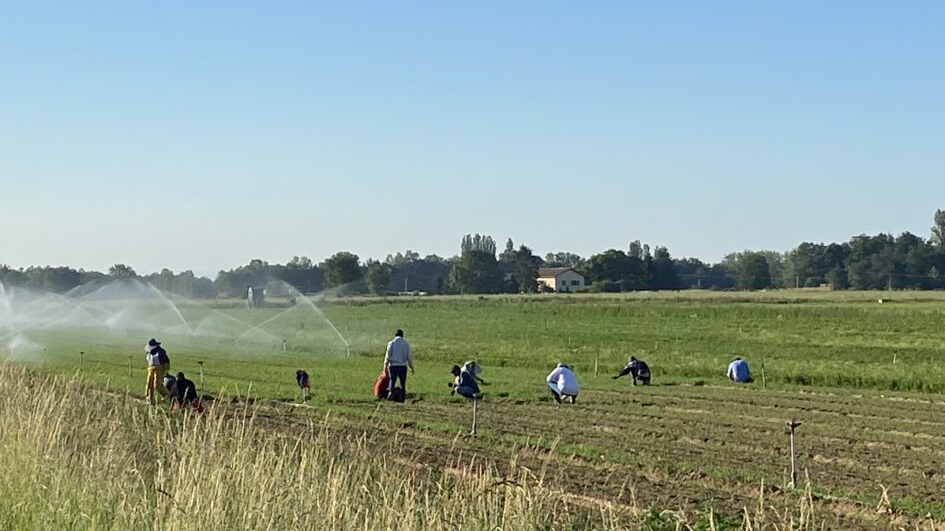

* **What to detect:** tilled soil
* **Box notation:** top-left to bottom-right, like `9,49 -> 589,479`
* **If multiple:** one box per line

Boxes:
241,384 -> 945,530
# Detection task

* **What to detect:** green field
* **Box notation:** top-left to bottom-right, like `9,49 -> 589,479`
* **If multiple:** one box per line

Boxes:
5,289 -> 945,529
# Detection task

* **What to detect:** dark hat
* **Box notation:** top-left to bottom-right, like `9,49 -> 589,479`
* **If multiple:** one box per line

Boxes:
395,329 -> 404,337
148,338 -> 161,346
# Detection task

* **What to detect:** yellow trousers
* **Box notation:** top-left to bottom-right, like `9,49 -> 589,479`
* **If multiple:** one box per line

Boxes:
146,363 -> 170,403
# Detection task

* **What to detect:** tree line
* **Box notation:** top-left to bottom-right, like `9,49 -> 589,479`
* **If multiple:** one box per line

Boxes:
4,210 -> 945,297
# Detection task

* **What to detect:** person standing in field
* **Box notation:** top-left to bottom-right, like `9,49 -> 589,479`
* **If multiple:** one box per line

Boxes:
546,362 -> 580,404
145,338 -> 170,404
613,356 -> 651,386
384,329 -> 414,400
727,357 -> 752,383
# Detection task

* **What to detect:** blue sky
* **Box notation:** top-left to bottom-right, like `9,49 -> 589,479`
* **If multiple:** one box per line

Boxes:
1,1 -> 943,277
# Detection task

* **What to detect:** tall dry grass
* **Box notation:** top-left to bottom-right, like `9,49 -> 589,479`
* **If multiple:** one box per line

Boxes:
0,365 -> 855,530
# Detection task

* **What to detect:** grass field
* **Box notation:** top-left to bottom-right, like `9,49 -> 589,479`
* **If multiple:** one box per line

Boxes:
4,289 -> 945,529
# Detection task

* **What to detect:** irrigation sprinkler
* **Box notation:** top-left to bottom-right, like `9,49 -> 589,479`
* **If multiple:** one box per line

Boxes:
788,420 -> 802,488
761,363 -> 767,389
594,353 -> 600,378
79,351 -> 84,370
282,339 -> 287,353
197,361 -> 205,394
346,345 -> 351,359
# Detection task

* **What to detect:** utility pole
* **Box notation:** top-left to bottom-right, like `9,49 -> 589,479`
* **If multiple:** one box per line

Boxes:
404,273 -> 408,292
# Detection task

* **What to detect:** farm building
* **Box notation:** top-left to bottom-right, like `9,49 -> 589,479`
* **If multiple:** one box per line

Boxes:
537,268 -> 587,293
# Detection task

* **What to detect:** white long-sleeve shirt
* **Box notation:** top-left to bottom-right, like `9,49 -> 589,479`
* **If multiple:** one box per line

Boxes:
546,366 -> 580,395
384,336 -> 413,367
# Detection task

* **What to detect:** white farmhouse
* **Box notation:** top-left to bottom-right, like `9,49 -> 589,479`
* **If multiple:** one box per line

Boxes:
537,267 -> 586,293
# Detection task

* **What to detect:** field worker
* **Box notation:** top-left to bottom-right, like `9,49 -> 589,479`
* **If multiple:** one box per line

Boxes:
145,338 -> 171,404
174,372 -> 203,413
727,357 -> 752,383
163,373 -> 177,397
613,356 -> 651,386
461,359 -> 488,385
449,364 -> 481,399
546,363 -> 580,404
384,329 -> 414,400
296,369 -> 310,391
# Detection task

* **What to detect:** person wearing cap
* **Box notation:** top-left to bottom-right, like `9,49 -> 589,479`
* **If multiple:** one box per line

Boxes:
449,364 -> 481,399
145,338 -> 171,404
727,357 -> 752,383
383,329 -> 414,400
613,356 -> 651,386
546,363 -> 580,404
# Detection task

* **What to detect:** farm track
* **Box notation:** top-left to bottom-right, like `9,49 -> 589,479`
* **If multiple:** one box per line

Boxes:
242,384 -> 945,530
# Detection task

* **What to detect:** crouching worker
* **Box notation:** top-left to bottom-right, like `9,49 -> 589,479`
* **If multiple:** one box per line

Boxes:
546,363 -> 580,404
727,357 -> 752,383
449,365 -> 482,399
613,356 -> 651,386
173,372 -> 204,413
163,373 -> 177,397
461,360 -> 488,385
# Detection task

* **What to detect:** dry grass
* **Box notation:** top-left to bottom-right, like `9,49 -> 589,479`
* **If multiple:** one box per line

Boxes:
0,364 -> 911,531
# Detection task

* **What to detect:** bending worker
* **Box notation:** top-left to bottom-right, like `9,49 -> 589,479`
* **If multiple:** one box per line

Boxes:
449,364 -> 481,399
613,356 -> 651,386
727,357 -> 752,383
546,362 -> 580,404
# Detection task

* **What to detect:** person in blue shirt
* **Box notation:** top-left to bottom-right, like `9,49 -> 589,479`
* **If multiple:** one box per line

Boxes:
449,365 -> 481,399
727,357 -> 752,383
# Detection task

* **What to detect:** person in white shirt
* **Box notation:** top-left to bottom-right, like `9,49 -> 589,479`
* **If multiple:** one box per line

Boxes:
546,363 -> 580,404
383,329 -> 414,400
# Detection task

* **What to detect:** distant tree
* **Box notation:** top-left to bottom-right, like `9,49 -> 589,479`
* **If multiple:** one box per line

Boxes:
735,253 -> 771,290
583,249 -> 648,290
449,236 -> 503,294
78,269 -> 106,286
511,245 -> 539,293
23,266 -> 81,293
543,252 -> 582,269
366,260 -> 391,295
448,250 -> 503,294
649,246 -> 679,290
461,234 -> 497,255
932,209 -> 945,247
322,252 -> 362,288
0,265 -> 26,287
108,263 -> 137,279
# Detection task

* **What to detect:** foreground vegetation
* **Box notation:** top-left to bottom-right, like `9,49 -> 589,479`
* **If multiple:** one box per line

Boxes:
0,365 -> 843,530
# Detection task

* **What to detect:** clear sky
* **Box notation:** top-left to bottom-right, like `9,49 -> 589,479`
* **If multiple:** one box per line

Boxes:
2,1 -> 943,277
